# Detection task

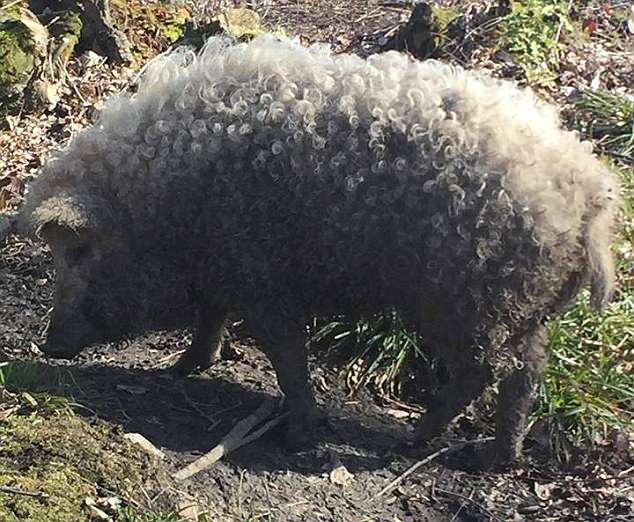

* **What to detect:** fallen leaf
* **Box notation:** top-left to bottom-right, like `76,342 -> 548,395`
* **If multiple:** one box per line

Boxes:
21,392 -> 38,408
85,497 -> 111,520
582,18 -> 597,35
534,482 -> 553,501
329,463 -> 354,486
178,501 -> 202,521
590,68 -> 603,90
611,429 -> 631,454
97,496 -> 122,513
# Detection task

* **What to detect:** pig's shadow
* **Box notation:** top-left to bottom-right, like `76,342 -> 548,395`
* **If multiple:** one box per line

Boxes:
15,358 -> 411,475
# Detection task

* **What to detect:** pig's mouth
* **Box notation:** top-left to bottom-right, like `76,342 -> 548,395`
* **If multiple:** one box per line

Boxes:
42,331 -> 94,358
41,310 -> 134,359
41,341 -> 85,359
41,316 -> 104,359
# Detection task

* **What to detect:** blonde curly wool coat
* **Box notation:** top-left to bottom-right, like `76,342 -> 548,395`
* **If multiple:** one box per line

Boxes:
22,35 -> 620,466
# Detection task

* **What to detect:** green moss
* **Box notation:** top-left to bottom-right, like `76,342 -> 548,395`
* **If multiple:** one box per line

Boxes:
430,5 -> 459,46
49,10 -> 82,64
0,467 -> 95,522
0,412 -> 159,521
0,18 -> 36,114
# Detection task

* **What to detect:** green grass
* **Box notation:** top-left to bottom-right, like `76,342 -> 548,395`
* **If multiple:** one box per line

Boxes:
498,0 -> 573,85
577,90 -> 634,159
0,360 -> 77,414
538,295 -> 633,455
310,311 -> 430,399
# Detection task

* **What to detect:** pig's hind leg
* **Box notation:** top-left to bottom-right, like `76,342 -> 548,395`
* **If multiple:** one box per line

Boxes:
491,324 -> 548,467
414,355 -> 492,446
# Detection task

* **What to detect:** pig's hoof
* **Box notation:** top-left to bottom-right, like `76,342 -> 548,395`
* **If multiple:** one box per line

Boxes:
392,439 -> 427,458
283,410 -> 321,452
445,440 -> 522,472
284,428 -> 316,453
169,353 -> 216,376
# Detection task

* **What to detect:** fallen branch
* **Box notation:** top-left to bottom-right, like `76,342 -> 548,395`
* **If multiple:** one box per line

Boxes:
173,397 -> 286,481
374,437 -> 494,498
0,485 -> 49,499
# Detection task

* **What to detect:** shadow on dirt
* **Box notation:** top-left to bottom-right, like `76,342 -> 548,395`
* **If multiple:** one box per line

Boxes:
5,356 -> 408,476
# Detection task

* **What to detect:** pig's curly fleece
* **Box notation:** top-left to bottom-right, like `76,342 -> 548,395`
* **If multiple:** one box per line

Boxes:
23,34 -> 620,371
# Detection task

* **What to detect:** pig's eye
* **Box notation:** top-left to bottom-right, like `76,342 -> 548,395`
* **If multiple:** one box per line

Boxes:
66,245 -> 91,264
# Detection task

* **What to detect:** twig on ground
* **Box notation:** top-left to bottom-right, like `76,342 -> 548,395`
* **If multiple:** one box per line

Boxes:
173,397 -> 285,480
554,0 -> 574,45
374,437 -> 495,498
0,0 -> 25,11
354,8 -> 382,24
154,350 -> 184,367
0,485 -> 49,499
436,486 -> 503,522
178,382 -> 218,426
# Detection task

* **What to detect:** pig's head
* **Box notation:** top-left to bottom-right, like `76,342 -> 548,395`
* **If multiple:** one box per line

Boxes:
25,193 -> 139,358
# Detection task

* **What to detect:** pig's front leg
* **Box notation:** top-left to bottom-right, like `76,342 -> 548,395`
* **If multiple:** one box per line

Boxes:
245,307 -> 319,451
173,300 -> 227,375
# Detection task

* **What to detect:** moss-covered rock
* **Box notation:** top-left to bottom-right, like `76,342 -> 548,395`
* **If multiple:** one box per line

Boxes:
216,8 -> 263,39
172,7 -> 271,53
0,7 -> 48,116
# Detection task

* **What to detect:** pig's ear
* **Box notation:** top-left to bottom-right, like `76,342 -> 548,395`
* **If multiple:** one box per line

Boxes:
24,194 -> 107,237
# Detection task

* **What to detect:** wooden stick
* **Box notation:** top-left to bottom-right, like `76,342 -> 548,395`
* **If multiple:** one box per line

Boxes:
0,485 -> 49,499
374,437 -> 494,498
0,0 -> 25,11
174,398 -> 282,481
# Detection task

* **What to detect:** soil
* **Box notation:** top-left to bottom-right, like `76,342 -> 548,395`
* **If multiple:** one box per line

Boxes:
1,1 -> 633,521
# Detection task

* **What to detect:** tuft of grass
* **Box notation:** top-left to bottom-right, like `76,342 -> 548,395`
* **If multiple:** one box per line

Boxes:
538,294 -> 634,456
0,360 -> 78,414
577,90 -> 634,159
310,311 -> 431,400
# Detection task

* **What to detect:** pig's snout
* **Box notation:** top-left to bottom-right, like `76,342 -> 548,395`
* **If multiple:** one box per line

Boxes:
41,335 -> 85,359
41,316 -> 97,359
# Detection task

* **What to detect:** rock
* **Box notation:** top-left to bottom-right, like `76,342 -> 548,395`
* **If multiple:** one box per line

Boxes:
0,5 -> 49,115
216,8 -> 262,39
172,7 -> 266,51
